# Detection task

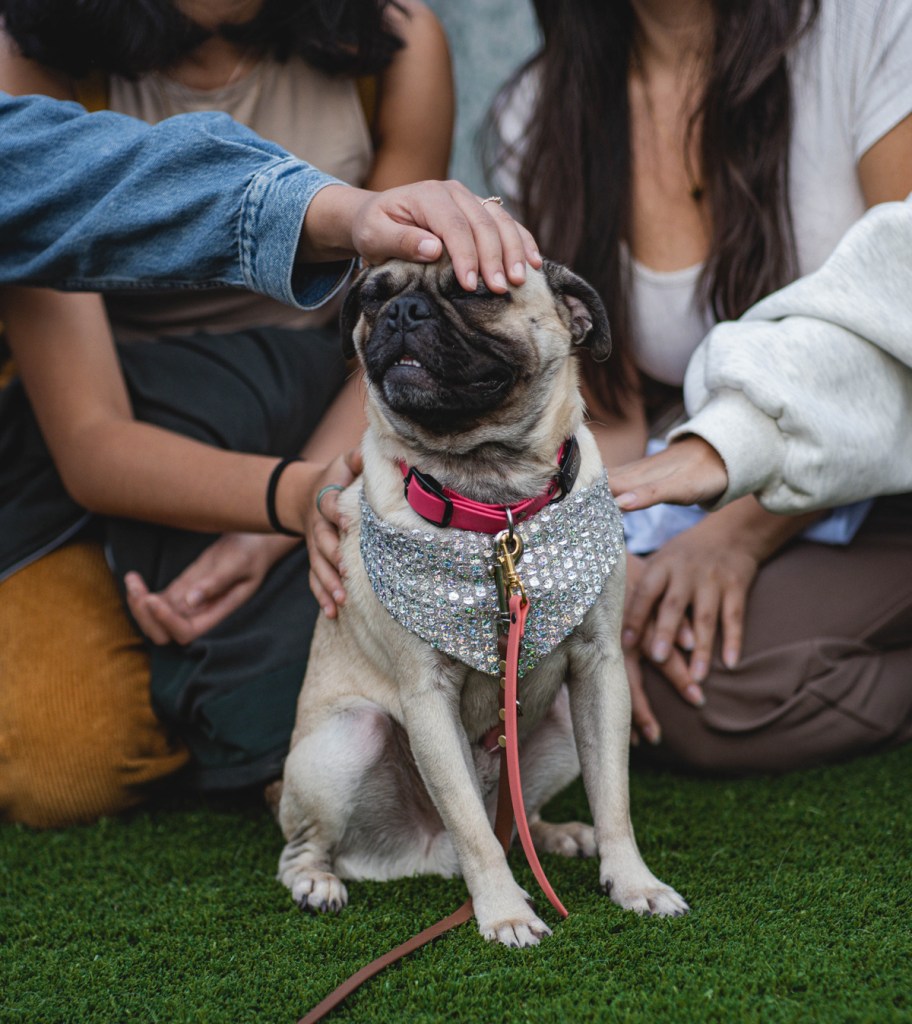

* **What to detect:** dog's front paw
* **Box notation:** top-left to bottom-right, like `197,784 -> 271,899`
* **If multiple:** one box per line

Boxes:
480,912 -> 552,948
530,819 -> 597,859
490,918 -> 552,948
603,874 -> 689,918
289,870 -> 349,914
475,890 -> 552,948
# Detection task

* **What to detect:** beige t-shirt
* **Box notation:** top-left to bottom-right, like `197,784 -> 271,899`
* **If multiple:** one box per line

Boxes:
105,57 -> 373,339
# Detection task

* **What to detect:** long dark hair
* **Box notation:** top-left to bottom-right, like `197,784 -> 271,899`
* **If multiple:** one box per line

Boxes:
487,0 -> 820,415
0,0 -> 404,79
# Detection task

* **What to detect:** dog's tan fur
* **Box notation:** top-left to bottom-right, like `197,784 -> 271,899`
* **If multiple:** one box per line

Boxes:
277,257 -> 687,945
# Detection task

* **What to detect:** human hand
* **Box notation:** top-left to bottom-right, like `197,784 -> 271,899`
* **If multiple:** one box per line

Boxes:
302,181 -> 542,294
124,531 -> 298,645
301,447 -> 363,619
611,436 -> 729,511
624,553 -> 698,746
623,518 -> 761,696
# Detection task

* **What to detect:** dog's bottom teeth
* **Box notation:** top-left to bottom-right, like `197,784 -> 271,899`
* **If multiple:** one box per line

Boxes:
395,357 -> 423,368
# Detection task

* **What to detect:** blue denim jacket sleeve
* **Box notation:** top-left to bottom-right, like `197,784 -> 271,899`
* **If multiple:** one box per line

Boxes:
0,93 -> 353,308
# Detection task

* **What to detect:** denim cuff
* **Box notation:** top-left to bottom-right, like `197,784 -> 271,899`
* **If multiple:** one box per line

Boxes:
239,156 -> 354,309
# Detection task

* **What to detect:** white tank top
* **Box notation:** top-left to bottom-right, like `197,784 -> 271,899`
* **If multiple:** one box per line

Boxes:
627,254 -> 713,386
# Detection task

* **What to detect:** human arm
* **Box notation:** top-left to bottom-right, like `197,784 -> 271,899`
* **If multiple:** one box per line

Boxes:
674,196 -> 912,513
123,450 -> 364,644
5,281 -> 374,649
363,0 -> 453,190
619,151 -> 912,725
685,116 -> 912,511
609,193 -> 912,513
610,436 -> 728,511
0,92 -> 353,303
297,376 -> 367,618
0,91 -> 539,298
1,286 -> 334,536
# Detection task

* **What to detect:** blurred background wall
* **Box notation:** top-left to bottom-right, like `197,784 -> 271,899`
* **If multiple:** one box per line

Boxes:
423,0 -> 540,195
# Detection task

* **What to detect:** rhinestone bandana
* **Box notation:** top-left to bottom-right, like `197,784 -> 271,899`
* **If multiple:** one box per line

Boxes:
359,473 -> 625,676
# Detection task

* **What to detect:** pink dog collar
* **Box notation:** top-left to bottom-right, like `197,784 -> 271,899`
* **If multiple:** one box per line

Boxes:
400,437 -> 581,534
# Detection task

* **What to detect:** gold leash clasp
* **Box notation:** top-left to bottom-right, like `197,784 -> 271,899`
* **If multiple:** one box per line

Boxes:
494,517 -> 527,608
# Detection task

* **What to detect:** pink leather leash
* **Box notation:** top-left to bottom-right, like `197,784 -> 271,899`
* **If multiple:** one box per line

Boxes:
296,592 -> 567,1023
503,593 -> 568,918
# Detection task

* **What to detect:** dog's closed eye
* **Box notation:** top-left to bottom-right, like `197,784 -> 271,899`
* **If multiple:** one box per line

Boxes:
359,271 -> 400,309
451,284 -> 513,306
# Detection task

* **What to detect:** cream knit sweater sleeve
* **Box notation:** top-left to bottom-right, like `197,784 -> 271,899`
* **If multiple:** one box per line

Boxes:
670,196 -> 912,513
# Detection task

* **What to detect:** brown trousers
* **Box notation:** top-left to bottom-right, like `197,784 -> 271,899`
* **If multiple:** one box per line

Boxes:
637,495 -> 912,775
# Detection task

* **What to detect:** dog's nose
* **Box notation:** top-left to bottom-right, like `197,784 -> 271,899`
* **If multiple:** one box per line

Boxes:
386,293 -> 433,331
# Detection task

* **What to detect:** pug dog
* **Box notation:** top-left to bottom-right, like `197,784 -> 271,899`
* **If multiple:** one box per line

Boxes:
277,256 -> 688,947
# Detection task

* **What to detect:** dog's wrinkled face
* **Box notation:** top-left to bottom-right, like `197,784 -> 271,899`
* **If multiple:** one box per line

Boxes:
340,255 -> 610,440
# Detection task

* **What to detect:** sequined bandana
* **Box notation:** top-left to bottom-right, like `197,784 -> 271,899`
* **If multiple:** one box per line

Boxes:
359,473 -> 625,676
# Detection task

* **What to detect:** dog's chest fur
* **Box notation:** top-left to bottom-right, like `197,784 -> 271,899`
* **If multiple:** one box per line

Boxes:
459,647 -> 570,741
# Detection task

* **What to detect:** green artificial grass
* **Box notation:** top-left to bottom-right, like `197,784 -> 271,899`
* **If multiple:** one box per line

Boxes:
3,745 -> 910,1024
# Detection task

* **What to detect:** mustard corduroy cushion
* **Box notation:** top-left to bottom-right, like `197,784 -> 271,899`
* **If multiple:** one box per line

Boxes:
0,540 -> 189,828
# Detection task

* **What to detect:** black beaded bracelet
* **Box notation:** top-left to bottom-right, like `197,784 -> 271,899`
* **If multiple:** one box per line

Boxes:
266,456 -> 305,537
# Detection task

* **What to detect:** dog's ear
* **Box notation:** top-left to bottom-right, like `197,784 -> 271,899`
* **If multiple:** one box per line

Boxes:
339,266 -> 369,360
542,260 -> 612,362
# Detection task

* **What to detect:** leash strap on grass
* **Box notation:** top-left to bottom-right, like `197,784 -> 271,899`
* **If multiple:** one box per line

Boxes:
297,724 -> 516,1024
297,900 -> 475,1024
296,769 -> 516,1024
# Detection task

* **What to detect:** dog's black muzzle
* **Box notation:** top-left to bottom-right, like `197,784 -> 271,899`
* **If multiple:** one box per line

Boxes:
362,288 -> 518,433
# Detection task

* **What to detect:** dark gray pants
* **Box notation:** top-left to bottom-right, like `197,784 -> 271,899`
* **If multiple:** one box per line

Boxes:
108,326 -> 348,790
